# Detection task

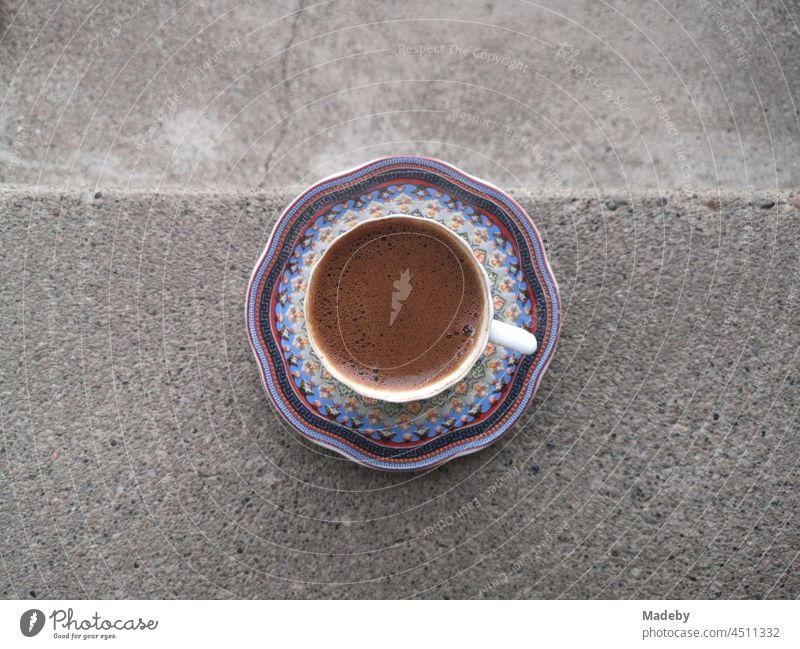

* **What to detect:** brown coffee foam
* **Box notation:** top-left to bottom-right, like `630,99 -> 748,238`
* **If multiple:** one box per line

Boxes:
306,218 -> 487,393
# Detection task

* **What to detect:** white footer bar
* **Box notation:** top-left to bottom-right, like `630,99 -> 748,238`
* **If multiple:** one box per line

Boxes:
1,600 -> 795,648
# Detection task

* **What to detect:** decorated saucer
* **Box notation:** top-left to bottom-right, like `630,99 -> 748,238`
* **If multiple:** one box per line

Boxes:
245,156 -> 561,471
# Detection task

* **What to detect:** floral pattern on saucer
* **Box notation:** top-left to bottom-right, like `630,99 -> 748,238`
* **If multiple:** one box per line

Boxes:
246,157 -> 560,471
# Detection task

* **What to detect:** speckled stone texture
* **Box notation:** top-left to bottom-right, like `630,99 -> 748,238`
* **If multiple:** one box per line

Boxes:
0,188 -> 797,599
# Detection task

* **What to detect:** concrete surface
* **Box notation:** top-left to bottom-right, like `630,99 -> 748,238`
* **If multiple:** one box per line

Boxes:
0,187 -> 798,599
1,0 -> 799,601
1,0 -> 799,191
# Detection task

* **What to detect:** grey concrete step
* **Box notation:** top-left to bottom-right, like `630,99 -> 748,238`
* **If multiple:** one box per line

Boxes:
2,0 -> 799,190
0,187 -> 798,598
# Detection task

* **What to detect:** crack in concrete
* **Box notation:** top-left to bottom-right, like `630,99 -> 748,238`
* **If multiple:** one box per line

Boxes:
261,0 -> 307,185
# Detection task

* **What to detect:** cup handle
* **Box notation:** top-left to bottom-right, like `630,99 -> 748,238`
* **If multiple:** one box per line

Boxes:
488,320 -> 537,355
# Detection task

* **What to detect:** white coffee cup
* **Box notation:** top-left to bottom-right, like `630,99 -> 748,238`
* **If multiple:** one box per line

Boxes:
305,215 -> 537,403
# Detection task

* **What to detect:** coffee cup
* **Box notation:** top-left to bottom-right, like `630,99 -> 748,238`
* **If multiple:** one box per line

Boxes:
304,214 -> 537,403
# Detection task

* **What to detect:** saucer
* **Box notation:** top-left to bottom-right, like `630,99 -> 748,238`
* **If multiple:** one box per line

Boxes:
245,156 -> 561,471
